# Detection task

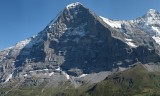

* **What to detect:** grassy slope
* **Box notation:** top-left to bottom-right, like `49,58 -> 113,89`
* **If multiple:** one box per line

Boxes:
88,64 -> 160,96
1,64 -> 160,96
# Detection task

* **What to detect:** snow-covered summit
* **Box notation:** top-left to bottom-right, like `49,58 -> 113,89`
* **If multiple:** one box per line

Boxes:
66,2 -> 83,10
146,9 -> 159,16
136,9 -> 160,24
143,9 -> 160,21
99,9 -> 160,46
131,9 -> 160,36
148,9 -> 157,13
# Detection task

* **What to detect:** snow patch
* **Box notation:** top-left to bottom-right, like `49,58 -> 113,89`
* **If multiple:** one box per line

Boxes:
126,42 -> 137,48
15,38 -> 31,49
100,16 -> 121,28
49,72 -> 54,76
55,67 -> 60,71
125,38 -> 133,42
23,74 -> 28,77
43,69 -> 49,71
118,67 -> 127,71
62,71 -> 70,80
66,2 -> 82,9
152,36 -> 160,45
29,69 -> 50,73
5,73 -> 13,82
67,23 -> 87,37
152,26 -> 160,34
79,74 -> 88,78
125,38 -> 137,48
49,25 -> 52,28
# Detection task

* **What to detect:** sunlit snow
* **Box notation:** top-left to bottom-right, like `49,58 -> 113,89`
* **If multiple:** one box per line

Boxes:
62,71 -> 70,80
15,38 -> 31,49
125,38 -> 137,48
152,36 -> 160,45
55,67 -> 60,71
79,74 -> 88,78
5,73 -> 13,82
66,2 -> 82,9
23,74 -> 28,77
100,16 -> 121,28
126,42 -> 137,48
152,26 -> 160,34
125,38 -> 133,42
49,72 -> 54,76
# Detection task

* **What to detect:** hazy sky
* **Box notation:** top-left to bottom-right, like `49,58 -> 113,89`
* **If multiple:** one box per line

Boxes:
0,0 -> 160,50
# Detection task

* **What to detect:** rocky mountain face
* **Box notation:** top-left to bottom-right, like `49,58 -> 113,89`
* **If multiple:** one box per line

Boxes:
0,2 -> 160,88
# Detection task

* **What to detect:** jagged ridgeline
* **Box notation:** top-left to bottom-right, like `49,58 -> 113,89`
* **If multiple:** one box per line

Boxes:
0,2 -> 160,96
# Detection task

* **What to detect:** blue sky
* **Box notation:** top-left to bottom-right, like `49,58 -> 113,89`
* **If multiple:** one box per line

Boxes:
0,0 -> 160,50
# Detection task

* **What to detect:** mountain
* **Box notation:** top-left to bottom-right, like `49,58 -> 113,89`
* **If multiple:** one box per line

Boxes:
0,2 -> 160,96
100,9 -> 160,46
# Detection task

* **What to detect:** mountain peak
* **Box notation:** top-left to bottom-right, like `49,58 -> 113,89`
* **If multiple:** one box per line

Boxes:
66,2 -> 83,10
147,9 -> 158,15
136,9 -> 160,23
47,2 -> 92,30
145,9 -> 160,18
